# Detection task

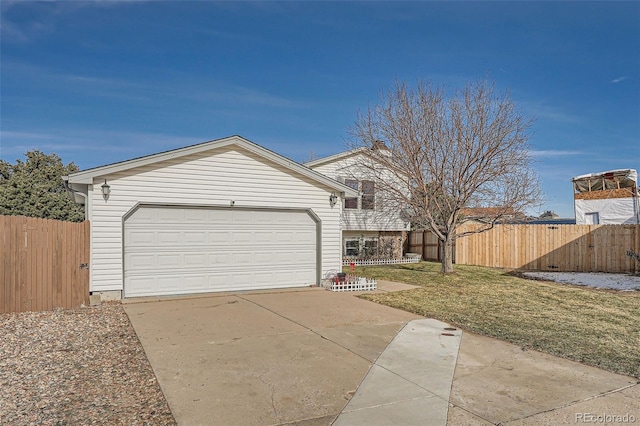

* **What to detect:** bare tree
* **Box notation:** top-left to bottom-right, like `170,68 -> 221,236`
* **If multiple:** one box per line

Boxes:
348,79 -> 542,273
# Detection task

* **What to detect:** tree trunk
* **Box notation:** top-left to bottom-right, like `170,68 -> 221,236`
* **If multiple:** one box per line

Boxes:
440,235 -> 455,274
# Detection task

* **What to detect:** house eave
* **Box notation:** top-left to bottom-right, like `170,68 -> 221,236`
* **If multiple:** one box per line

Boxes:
304,147 -> 368,168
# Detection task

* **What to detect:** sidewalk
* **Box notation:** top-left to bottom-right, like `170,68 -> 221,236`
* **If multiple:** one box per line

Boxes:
334,318 -> 461,425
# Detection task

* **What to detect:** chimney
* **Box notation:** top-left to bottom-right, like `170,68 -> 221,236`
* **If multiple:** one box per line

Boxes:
372,140 -> 388,151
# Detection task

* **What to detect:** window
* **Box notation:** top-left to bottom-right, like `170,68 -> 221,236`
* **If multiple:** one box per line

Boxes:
343,179 -> 375,210
361,180 -> 375,210
344,179 -> 358,209
345,239 -> 359,256
585,212 -> 600,225
344,237 -> 380,258
363,239 -> 378,256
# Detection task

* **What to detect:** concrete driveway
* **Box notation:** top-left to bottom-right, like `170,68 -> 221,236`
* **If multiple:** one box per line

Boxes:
123,283 -> 640,426
123,286 -> 420,426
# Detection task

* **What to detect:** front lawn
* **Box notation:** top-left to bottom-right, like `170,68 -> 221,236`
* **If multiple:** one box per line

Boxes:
352,262 -> 640,378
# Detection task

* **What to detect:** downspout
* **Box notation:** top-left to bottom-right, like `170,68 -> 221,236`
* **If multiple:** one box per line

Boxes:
62,177 -> 89,221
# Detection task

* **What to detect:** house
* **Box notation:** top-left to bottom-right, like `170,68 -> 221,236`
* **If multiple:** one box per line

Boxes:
524,211 -> 576,225
63,136 -> 357,299
572,169 -> 640,224
304,144 -> 410,261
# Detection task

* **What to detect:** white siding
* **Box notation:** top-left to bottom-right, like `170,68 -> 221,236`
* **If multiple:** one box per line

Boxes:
88,145 -> 341,292
309,153 -> 408,232
574,198 -> 640,225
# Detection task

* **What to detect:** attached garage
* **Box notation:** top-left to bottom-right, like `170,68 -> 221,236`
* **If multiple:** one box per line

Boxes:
124,205 -> 318,297
63,136 -> 356,299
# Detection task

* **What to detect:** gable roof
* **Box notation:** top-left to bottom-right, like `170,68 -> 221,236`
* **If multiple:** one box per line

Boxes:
304,142 -> 392,169
65,135 -> 358,196
303,147 -> 367,168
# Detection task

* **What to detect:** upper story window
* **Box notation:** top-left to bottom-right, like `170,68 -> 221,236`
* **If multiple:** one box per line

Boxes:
344,179 -> 375,210
345,179 -> 359,209
361,180 -> 375,210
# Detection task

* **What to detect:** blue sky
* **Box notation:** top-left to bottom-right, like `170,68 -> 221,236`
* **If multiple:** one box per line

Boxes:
1,1 -> 638,218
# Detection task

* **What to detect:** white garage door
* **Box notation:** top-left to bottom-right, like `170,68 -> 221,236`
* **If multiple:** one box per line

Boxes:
124,206 -> 318,297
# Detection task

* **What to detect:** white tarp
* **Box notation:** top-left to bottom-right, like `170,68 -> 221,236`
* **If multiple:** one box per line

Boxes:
575,198 -> 640,224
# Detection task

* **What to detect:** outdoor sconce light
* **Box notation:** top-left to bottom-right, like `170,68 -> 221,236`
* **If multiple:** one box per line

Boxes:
329,192 -> 338,207
101,179 -> 111,200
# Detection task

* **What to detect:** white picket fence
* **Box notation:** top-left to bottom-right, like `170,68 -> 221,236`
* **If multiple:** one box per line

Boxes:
322,277 -> 377,292
342,256 -> 421,266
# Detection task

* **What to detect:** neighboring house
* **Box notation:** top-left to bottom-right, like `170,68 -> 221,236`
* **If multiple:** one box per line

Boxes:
572,169 -> 640,225
525,210 -> 576,225
305,144 -> 410,260
539,210 -> 559,220
63,136 -> 357,299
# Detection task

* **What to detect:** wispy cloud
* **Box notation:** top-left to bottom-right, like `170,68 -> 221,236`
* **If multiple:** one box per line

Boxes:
0,15 -> 53,43
1,0 -> 146,44
185,83 -> 309,109
530,150 -> 584,158
611,76 -> 627,84
519,100 -> 582,124
0,129 -> 206,169
4,60 -> 306,110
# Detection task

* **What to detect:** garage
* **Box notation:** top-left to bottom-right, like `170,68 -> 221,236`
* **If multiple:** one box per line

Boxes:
63,135 -> 357,299
124,205 -> 318,297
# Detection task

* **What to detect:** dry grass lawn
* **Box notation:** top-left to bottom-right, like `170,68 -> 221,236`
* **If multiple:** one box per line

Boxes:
354,262 -> 640,378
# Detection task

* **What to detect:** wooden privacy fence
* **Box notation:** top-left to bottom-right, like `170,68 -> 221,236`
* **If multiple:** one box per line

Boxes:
408,231 -> 448,262
1,215 -> 90,314
410,224 -> 640,274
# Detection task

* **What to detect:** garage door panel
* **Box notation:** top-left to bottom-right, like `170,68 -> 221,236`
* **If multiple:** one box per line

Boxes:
128,253 -> 156,269
128,276 -> 155,293
157,253 -> 181,268
254,231 -> 275,243
232,232 -> 253,244
184,232 -> 207,244
158,231 -> 182,245
184,275 -> 208,290
124,206 -> 317,297
158,208 -> 184,222
253,252 -> 272,264
206,209 -> 232,223
253,272 -> 276,285
233,210 -> 255,224
213,253 -> 231,264
184,209 -> 208,222
231,252 -> 255,264
158,277 -> 179,292
231,273 -> 253,286
294,250 -> 316,264
296,230 -> 316,240
210,231 -> 232,244
184,253 -> 208,266
128,230 -> 156,246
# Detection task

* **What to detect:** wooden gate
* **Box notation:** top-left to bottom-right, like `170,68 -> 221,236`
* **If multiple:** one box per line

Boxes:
1,216 -> 90,314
